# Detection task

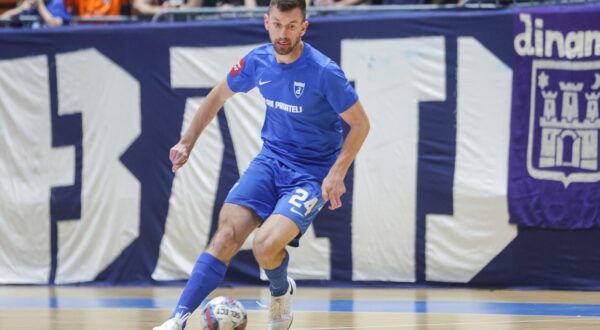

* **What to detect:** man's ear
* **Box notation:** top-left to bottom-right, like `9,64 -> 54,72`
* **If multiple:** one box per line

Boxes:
300,20 -> 309,37
264,14 -> 269,31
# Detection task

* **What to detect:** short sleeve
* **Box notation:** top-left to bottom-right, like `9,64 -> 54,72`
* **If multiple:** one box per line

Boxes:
47,0 -> 71,21
227,51 -> 256,93
322,62 -> 358,114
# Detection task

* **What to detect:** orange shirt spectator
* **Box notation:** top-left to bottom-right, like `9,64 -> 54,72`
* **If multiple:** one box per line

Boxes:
65,0 -> 122,16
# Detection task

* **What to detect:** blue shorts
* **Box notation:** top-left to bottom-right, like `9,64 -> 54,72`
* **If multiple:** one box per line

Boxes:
224,154 -> 327,247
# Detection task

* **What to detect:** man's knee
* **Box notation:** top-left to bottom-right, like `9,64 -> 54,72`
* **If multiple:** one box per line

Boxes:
207,204 -> 259,262
252,234 -> 282,269
207,222 -> 241,262
210,225 -> 236,251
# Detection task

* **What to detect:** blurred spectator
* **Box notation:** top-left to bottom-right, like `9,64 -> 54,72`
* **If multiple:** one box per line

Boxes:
133,0 -> 200,16
223,0 -> 257,8
313,0 -> 378,6
133,0 -> 261,17
200,0 -> 257,8
64,0 -> 122,16
0,0 -> 35,17
1,0 -> 70,26
252,0 -> 313,5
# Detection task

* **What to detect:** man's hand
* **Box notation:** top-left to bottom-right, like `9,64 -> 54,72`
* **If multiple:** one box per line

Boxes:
169,142 -> 190,173
321,172 -> 346,210
22,0 -> 36,10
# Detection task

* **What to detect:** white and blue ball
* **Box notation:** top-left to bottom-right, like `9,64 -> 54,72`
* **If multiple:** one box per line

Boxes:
201,296 -> 248,330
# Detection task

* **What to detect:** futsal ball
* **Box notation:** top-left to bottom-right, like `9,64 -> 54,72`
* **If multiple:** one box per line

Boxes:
201,296 -> 248,330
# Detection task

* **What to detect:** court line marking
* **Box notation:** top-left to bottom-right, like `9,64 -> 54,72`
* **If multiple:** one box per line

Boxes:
293,316 -> 596,330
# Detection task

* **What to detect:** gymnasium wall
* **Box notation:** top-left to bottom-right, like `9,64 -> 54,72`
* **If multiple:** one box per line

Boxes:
1,3 -> 600,288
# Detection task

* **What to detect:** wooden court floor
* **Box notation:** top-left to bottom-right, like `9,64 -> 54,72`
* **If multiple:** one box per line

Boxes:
1,286 -> 600,329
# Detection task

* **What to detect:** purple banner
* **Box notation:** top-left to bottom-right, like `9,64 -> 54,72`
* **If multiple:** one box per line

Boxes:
509,5 -> 600,228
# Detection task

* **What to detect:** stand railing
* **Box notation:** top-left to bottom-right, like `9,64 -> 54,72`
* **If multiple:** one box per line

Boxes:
1,0 -> 598,28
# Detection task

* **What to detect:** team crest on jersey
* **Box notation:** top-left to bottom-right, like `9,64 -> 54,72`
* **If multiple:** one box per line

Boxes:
527,60 -> 600,186
293,81 -> 305,98
229,58 -> 244,77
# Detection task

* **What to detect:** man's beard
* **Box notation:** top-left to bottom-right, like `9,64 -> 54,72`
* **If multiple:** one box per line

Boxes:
274,38 -> 299,55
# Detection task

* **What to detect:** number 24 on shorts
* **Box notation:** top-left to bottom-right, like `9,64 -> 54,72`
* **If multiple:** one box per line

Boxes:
288,188 -> 319,217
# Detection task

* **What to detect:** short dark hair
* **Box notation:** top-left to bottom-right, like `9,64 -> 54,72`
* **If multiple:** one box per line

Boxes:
268,0 -> 306,21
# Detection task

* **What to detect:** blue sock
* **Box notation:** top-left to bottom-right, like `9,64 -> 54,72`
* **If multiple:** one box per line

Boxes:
170,252 -> 227,327
264,251 -> 289,297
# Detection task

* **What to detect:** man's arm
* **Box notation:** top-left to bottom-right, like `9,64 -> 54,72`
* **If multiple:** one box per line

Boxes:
170,79 -> 235,172
133,0 -> 169,15
1,0 -> 34,18
322,100 -> 370,210
36,0 -> 63,26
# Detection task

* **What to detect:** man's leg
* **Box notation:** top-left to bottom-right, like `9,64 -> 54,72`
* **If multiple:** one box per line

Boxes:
155,203 -> 260,330
252,214 -> 300,330
253,214 -> 299,292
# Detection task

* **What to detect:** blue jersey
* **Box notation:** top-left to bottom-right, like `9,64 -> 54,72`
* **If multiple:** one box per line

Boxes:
24,0 -> 71,22
227,42 -> 358,180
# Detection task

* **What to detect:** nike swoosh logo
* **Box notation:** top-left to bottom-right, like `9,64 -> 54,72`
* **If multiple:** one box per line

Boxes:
259,80 -> 272,86
290,208 -> 304,217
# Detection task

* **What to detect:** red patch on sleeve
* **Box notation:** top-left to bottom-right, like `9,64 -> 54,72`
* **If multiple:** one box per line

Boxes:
229,57 -> 245,77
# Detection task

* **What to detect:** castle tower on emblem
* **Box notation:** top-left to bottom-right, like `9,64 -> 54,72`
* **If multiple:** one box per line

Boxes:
559,82 -> 582,122
538,80 -> 600,171
542,90 -> 557,120
586,92 -> 599,122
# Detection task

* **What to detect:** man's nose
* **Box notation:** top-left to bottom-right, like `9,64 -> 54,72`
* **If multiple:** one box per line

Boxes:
279,27 -> 290,38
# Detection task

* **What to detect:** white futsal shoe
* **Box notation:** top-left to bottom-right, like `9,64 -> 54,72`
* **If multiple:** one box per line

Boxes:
153,311 -> 190,330
268,277 -> 296,330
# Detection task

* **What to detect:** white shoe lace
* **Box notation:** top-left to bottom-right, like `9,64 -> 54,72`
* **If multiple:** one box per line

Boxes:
173,311 -> 190,325
155,312 -> 190,330
269,296 -> 283,321
267,277 -> 295,329
269,294 -> 291,322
